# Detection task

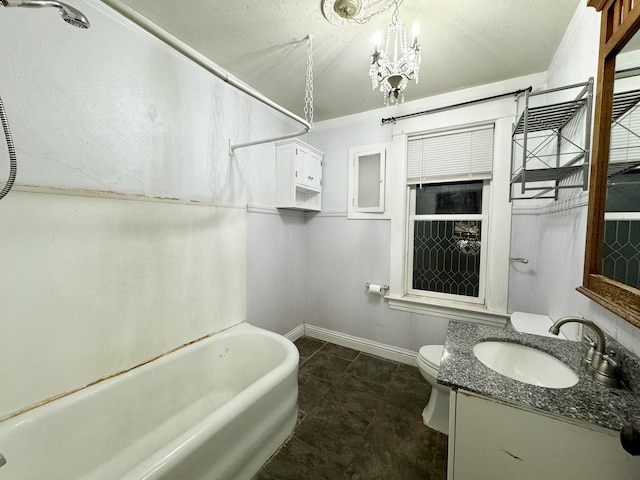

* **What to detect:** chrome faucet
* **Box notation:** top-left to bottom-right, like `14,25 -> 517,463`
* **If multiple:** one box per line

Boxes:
549,316 -> 620,388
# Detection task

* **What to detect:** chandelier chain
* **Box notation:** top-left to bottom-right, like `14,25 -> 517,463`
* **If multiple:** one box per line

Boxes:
390,0 -> 401,25
304,34 -> 314,129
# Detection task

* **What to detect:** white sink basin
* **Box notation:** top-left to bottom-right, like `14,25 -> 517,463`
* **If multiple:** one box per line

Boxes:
473,341 -> 579,389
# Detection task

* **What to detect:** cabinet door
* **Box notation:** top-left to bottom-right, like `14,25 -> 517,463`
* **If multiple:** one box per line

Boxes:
355,150 -> 385,212
305,151 -> 322,191
295,147 -> 321,192
450,390 -> 640,480
347,143 -> 388,219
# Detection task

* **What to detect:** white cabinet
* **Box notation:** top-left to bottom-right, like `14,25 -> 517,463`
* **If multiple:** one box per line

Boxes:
275,140 -> 323,211
448,390 -> 640,480
347,143 -> 388,218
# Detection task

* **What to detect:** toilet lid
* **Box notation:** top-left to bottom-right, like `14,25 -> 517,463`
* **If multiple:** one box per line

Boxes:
418,345 -> 444,369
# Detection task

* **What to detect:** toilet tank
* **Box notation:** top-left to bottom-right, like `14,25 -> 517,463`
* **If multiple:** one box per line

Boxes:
510,312 -> 568,339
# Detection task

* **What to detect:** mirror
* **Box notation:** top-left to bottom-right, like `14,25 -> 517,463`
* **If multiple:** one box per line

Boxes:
604,58 -> 640,291
580,0 -> 640,327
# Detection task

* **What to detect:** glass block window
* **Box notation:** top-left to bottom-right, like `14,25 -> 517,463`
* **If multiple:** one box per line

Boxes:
408,181 -> 488,303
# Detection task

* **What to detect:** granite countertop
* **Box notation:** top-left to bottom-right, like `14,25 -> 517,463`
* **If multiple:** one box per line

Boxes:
438,321 -> 640,431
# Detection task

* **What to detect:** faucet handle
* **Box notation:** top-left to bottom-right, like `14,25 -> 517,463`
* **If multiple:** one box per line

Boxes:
583,337 -> 596,366
592,353 -> 620,388
600,353 -> 617,371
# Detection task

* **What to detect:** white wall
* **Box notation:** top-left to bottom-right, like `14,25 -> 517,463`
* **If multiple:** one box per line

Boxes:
247,207 -> 306,335
0,0 -> 300,419
302,73 -> 550,350
4,0 -> 636,424
0,192 -> 247,418
294,1 -> 640,356
509,5 -> 640,354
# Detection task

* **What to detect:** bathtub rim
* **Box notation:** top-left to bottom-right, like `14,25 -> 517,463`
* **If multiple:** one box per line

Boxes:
0,322 -> 299,480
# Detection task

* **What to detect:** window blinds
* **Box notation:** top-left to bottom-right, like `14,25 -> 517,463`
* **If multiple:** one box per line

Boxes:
610,103 -> 640,164
407,125 -> 494,184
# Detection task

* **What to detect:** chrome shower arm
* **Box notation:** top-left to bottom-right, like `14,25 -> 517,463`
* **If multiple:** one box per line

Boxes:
1,0 -> 90,28
2,0 -> 60,7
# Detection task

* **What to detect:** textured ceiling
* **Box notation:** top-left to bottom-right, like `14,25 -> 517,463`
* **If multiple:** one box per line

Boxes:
107,0 -> 585,122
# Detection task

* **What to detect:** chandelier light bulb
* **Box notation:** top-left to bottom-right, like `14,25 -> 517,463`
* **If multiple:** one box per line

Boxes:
411,21 -> 420,45
373,30 -> 382,52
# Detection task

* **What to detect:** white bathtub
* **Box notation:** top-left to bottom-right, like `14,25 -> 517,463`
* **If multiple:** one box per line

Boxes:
0,323 -> 299,480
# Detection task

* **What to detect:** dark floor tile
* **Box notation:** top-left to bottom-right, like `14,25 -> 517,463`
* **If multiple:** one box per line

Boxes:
257,436 -> 346,480
295,405 -> 368,466
390,367 -> 430,396
344,441 -> 432,480
346,353 -> 399,385
298,372 -> 332,412
320,342 -> 360,361
430,438 -> 449,480
323,374 -> 386,421
383,388 -> 430,416
397,362 -> 425,382
365,402 -> 441,472
295,337 -> 326,361
299,351 -> 352,383
297,409 -> 308,425
256,340 -> 448,480
384,371 -> 431,414
294,393 -> 371,467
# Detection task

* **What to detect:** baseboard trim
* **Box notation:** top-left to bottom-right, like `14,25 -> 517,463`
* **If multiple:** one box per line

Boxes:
303,324 -> 418,366
284,324 -> 305,342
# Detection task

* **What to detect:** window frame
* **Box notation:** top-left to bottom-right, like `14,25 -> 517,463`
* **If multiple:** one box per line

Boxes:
386,115 -> 513,325
406,180 -> 490,305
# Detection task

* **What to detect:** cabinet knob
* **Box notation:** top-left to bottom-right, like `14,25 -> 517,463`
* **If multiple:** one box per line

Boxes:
308,176 -> 314,180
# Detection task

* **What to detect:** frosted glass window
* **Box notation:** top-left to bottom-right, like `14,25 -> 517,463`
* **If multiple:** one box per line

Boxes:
348,144 -> 387,217
357,153 -> 381,209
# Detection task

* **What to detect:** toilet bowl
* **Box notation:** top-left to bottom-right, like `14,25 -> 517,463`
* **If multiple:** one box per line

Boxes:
417,345 -> 450,435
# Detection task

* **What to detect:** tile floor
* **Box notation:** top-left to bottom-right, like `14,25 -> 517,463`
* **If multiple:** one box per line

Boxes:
253,337 -> 448,480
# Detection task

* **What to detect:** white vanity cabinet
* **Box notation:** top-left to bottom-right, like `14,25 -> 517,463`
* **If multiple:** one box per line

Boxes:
448,390 -> 640,480
275,140 -> 323,211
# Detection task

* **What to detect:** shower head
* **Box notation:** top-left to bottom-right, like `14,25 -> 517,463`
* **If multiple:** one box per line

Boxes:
1,0 -> 90,28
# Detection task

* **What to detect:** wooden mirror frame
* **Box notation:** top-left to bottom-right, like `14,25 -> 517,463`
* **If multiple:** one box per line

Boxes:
579,0 -> 640,326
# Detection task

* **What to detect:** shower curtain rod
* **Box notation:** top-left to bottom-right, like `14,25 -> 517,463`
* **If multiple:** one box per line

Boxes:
98,0 -> 310,155
380,86 -> 533,125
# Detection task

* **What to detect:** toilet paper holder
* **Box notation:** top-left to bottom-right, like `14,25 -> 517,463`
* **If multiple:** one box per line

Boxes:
366,283 -> 389,295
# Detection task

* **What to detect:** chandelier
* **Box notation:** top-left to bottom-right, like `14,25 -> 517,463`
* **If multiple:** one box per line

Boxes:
369,0 -> 421,106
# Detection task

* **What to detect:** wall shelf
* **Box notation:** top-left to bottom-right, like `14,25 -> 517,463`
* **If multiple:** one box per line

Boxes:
510,79 -> 593,201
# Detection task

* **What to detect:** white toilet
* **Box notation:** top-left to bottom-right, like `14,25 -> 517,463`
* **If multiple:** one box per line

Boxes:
417,312 -> 567,435
510,311 -> 567,339
417,344 -> 449,435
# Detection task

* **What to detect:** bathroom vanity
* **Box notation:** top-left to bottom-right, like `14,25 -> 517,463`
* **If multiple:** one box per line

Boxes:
439,322 -> 640,480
